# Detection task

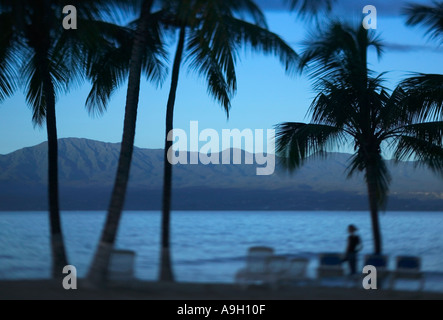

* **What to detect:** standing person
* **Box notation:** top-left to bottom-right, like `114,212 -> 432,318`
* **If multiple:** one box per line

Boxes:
343,224 -> 362,275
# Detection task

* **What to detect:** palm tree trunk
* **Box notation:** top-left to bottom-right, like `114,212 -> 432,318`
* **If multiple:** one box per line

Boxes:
366,164 -> 382,255
87,0 -> 154,286
159,26 -> 186,282
43,71 -> 69,279
36,0 -> 69,278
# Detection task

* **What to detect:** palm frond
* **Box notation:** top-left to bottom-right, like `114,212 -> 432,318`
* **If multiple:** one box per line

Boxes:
393,134 -> 443,175
275,122 -> 346,171
299,21 -> 383,82
223,17 -> 299,75
309,80 -> 358,129
66,0 -> 143,24
377,90 -> 405,138
0,11 -> 19,101
21,53 -> 47,126
398,73 -> 443,122
224,0 -> 268,28
286,0 -> 335,16
85,13 -> 167,115
200,0 -> 268,28
403,1 -> 443,44
21,50 -> 72,126
399,121 -> 443,144
186,31 -> 232,116
85,44 -> 131,115
186,15 -> 238,94
141,11 -> 169,84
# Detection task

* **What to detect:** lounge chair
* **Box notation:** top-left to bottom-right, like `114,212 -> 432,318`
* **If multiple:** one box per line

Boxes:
363,254 -> 389,288
317,253 -> 345,279
108,249 -> 136,282
278,257 -> 310,286
389,256 -> 425,290
266,255 -> 290,288
235,246 -> 275,287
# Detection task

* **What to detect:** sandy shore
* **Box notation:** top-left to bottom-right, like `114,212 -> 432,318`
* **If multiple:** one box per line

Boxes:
1,279 -> 443,300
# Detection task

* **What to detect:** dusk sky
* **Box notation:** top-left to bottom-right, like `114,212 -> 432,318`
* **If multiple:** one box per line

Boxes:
0,0 -> 441,155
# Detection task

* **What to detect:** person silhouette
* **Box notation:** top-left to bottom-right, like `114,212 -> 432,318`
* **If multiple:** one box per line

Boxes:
342,224 -> 362,275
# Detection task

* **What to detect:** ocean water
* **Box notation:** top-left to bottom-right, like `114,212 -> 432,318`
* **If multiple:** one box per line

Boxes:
0,211 -> 443,285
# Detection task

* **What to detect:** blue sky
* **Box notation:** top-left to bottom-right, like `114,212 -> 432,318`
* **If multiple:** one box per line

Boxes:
0,0 -> 442,155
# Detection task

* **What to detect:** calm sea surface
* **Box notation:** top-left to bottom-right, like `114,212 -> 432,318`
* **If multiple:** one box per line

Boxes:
0,211 -> 442,283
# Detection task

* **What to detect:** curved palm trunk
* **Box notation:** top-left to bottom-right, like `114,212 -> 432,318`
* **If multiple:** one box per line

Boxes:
159,26 -> 186,282
34,0 -> 69,279
87,0 -> 154,286
44,70 -> 69,279
366,164 -> 382,255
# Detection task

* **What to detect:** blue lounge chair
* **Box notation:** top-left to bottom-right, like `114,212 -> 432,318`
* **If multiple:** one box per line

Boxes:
364,254 -> 389,288
317,253 -> 345,279
389,256 -> 424,290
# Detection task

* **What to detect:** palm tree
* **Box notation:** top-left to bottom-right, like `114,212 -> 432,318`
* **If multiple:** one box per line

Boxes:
0,0 -> 129,279
275,22 -> 443,255
86,0 -> 169,285
404,1 -> 443,44
157,0 -> 300,282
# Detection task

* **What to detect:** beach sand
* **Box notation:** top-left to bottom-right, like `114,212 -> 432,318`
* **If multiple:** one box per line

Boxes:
1,279 -> 443,300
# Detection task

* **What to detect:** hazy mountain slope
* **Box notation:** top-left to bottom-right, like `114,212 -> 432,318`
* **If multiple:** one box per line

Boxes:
0,138 -> 441,210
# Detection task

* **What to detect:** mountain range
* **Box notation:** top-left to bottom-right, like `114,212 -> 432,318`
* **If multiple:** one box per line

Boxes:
0,138 -> 442,211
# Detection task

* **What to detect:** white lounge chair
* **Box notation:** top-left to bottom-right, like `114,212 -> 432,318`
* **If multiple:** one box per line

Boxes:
235,246 -> 274,287
266,255 -> 290,288
277,257 -> 310,286
108,249 -> 136,282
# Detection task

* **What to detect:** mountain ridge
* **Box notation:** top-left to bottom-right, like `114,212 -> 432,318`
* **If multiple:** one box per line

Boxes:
0,138 -> 442,211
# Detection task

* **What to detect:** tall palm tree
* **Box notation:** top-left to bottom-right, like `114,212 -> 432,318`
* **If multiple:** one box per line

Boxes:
158,0 -> 301,282
404,1 -> 443,44
275,22 -> 443,255
86,0 -> 169,285
0,0 -> 129,279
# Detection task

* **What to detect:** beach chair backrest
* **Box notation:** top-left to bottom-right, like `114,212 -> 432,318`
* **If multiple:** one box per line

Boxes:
108,249 -> 136,281
319,253 -> 342,266
390,256 -> 424,289
364,254 -> 388,268
287,258 -> 309,278
246,246 -> 274,273
397,256 -> 421,270
267,256 -> 289,274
